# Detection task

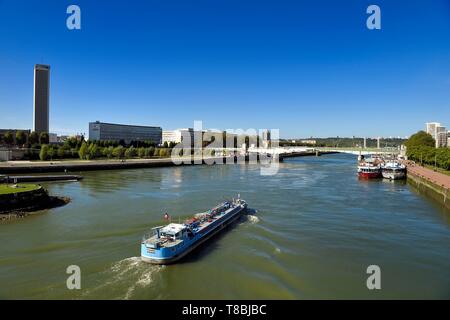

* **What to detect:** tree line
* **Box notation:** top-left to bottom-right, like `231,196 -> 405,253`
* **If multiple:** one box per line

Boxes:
405,131 -> 450,170
39,142 -> 174,161
37,137 -> 177,161
0,131 -> 49,146
0,130 -> 180,161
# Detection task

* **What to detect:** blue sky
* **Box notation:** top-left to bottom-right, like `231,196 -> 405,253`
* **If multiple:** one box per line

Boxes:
0,0 -> 449,138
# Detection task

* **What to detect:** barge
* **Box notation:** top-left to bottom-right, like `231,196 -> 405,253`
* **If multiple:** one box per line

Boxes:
141,196 -> 248,264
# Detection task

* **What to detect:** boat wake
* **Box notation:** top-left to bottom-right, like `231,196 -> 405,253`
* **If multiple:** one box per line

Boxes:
81,257 -> 163,299
245,214 -> 260,224
113,257 -> 164,299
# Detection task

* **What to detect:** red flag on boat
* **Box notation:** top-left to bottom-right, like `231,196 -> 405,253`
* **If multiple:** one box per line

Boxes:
163,212 -> 170,220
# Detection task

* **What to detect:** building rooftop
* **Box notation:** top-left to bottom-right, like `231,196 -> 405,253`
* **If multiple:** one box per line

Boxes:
35,64 -> 50,70
90,121 -> 161,129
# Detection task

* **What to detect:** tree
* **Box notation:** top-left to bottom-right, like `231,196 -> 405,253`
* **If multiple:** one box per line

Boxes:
405,130 -> 450,170
112,145 -> 125,158
64,137 -> 78,149
405,131 -> 435,149
103,146 -> 113,159
78,142 -> 88,160
159,148 -> 167,157
169,141 -> 177,148
125,146 -> 136,158
29,131 -> 39,145
87,144 -> 99,160
48,147 -> 55,160
3,131 -> 13,145
76,139 -> 83,149
16,131 -> 27,146
39,132 -> 49,145
57,146 -> 65,158
106,146 -> 114,158
138,147 -> 146,158
39,144 -> 49,161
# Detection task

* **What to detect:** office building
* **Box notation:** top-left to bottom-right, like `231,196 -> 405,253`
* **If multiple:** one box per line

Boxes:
163,129 -> 186,144
426,122 -> 441,138
435,125 -> 447,148
89,121 -> 162,144
33,64 -> 50,133
447,132 -> 450,149
426,122 -> 447,148
49,133 -> 58,144
162,128 -> 197,146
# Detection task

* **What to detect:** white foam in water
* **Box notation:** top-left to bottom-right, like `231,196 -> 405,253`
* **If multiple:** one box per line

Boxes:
246,215 -> 260,224
111,256 -> 142,273
136,271 -> 154,286
114,256 -> 163,299
82,256 -> 162,299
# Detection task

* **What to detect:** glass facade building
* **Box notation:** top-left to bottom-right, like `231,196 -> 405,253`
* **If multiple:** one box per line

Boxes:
89,121 -> 162,144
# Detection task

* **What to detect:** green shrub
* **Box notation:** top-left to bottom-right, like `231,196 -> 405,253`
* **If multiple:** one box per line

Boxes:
87,144 -> 99,160
103,146 -> 114,159
138,147 -> 146,158
57,147 -> 65,158
125,146 -> 136,158
112,146 -> 125,158
78,142 -> 88,160
39,144 -> 49,161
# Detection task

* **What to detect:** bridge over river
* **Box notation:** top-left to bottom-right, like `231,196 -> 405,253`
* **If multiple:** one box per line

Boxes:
248,146 -> 402,160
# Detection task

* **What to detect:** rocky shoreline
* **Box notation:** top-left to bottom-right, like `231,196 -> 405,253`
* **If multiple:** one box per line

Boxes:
0,196 -> 70,221
0,186 -> 71,221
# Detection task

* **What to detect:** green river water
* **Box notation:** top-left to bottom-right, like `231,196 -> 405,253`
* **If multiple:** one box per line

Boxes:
1,153 -> 449,299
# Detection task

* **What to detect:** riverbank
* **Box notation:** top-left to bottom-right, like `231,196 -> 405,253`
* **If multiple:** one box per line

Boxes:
405,161 -> 450,210
0,184 -> 70,220
0,174 -> 83,183
0,156 -> 229,174
0,151 -> 339,174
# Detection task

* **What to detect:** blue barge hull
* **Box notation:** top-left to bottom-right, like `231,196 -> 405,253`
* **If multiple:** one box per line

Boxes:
141,197 -> 247,264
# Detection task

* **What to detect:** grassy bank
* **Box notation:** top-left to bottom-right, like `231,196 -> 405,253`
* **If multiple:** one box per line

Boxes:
0,184 -> 41,195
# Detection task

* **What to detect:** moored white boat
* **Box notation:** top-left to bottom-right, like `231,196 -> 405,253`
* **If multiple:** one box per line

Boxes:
381,161 -> 406,180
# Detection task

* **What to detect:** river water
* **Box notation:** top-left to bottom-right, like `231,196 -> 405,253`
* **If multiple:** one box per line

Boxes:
1,153 -> 449,299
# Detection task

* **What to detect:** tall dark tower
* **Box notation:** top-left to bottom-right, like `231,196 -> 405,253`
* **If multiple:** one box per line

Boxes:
33,64 -> 50,133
